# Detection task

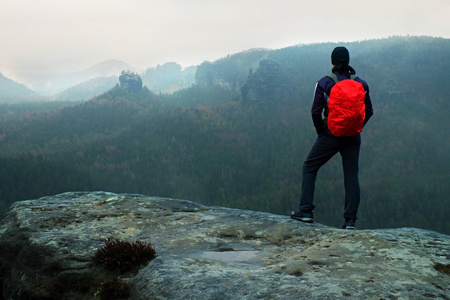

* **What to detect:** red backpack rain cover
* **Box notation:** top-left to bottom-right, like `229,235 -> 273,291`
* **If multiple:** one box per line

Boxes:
327,74 -> 366,137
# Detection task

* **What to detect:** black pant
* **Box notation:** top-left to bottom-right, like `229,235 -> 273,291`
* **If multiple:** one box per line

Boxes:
299,133 -> 361,220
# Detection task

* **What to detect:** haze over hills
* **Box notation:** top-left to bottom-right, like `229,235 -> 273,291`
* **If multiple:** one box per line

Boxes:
0,72 -> 38,102
142,62 -> 197,94
0,60 -> 197,102
14,59 -> 138,96
0,36 -> 449,234
50,75 -> 120,102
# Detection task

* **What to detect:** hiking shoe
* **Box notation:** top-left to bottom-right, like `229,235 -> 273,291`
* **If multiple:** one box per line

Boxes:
342,219 -> 356,230
291,211 -> 313,223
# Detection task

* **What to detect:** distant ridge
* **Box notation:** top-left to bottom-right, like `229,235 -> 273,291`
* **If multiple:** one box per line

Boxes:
18,59 -> 138,96
0,72 -> 38,102
51,76 -> 119,102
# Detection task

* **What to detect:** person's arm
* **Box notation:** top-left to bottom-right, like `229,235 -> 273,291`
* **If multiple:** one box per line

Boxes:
311,82 -> 327,134
363,84 -> 373,125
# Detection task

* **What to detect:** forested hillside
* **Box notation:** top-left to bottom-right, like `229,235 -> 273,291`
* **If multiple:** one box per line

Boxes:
0,36 -> 448,234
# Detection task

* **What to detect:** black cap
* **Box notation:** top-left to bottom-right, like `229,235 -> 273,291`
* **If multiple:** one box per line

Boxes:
331,47 -> 350,65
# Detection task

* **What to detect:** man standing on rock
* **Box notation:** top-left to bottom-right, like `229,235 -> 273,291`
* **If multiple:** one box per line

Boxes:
291,47 -> 373,229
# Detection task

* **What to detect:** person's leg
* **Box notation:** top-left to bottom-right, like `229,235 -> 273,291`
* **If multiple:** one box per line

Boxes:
299,135 -> 339,213
340,135 -> 361,220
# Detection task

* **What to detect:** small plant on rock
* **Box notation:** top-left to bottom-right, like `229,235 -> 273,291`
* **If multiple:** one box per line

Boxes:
94,238 -> 156,273
95,277 -> 130,300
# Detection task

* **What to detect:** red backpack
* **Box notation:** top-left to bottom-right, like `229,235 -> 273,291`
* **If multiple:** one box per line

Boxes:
326,74 -> 366,137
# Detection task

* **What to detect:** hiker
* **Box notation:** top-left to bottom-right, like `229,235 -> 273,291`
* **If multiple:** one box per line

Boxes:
291,46 -> 373,229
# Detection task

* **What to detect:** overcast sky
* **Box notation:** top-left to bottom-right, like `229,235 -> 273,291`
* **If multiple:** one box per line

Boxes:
1,0 -> 449,80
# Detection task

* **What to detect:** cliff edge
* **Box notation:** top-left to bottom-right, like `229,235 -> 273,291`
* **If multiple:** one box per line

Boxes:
0,192 -> 449,299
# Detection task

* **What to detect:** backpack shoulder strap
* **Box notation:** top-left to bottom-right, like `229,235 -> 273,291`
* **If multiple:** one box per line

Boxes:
326,73 -> 338,83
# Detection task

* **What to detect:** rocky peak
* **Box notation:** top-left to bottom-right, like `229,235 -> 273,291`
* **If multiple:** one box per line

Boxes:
241,59 -> 291,103
119,70 -> 143,92
0,192 -> 449,299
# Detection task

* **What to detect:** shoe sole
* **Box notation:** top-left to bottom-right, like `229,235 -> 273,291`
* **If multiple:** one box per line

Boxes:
344,226 -> 356,230
291,216 -> 314,223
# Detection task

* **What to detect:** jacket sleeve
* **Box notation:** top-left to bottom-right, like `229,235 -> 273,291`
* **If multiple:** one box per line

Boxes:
363,84 -> 373,125
311,81 -> 327,134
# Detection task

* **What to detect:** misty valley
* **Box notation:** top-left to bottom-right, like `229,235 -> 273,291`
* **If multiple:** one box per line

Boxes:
0,36 -> 449,234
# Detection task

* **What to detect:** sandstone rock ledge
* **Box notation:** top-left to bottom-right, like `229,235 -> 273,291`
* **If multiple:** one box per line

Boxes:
0,192 -> 449,299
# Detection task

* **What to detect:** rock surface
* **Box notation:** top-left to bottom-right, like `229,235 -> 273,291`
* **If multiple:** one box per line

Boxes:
0,192 -> 449,299
119,70 -> 143,92
241,59 -> 291,103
